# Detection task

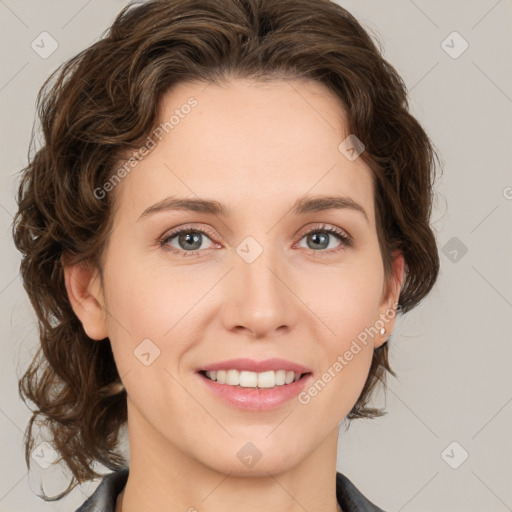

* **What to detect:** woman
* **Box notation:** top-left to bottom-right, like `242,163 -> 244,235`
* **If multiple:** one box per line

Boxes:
12,0 -> 440,511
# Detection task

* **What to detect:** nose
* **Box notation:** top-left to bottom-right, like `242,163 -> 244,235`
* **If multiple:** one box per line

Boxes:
221,244 -> 298,339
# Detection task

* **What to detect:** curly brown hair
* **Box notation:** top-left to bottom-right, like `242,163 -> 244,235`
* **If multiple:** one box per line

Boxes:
12,0 -> 441,500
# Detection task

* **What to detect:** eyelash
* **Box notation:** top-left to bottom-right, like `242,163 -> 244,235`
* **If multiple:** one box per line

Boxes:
158,223 -> 353,258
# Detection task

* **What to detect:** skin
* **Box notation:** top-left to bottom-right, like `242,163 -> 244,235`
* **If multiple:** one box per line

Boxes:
64,77 -> 404,512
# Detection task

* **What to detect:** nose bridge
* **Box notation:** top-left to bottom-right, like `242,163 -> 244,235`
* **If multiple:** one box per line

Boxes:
226,234 -> 296,336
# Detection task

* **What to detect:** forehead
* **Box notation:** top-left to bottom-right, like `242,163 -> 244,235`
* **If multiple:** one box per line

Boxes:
112,77 -> 375,225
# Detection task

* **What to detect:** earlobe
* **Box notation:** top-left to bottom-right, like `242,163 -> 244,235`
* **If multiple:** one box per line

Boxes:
62,258 -> 108,341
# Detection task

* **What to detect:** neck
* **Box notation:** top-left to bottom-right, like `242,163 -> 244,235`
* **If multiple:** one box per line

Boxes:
118,402 -> 342,512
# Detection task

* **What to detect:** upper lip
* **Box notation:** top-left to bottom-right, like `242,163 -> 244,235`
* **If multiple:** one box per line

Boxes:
198,358 -> 312,374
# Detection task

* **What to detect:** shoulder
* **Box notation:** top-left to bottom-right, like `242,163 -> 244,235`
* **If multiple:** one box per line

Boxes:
336,471 -> 387,512
74,468 -> 129,512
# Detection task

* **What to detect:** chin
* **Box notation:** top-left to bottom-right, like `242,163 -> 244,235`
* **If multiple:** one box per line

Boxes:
208,454 -> 301,477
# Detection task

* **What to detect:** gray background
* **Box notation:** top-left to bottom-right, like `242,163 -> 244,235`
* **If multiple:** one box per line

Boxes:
1,1 -> 511,511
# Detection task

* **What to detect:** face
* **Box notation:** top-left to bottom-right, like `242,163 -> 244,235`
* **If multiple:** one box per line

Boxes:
66,77 -> 403,476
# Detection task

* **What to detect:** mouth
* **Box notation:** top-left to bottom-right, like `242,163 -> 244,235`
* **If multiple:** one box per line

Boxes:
194,357 -> 314,410
198,369 -> 312,389
197,369 -> 313,411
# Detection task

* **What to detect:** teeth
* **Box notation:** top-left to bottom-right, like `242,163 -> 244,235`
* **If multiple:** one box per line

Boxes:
204,369 -> 303,388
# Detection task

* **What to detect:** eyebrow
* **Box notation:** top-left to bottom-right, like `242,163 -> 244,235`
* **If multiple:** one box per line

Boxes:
137,194 -> 369,223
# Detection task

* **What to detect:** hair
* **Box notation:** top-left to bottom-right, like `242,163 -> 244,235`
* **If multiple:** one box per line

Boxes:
12,0 -> 441,500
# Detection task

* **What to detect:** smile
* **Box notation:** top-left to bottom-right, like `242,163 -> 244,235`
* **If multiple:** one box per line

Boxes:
202,369 -> 305,388
197,370 -> 313,411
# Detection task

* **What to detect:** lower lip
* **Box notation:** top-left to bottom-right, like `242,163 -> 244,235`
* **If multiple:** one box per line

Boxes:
198,372 -> 313,411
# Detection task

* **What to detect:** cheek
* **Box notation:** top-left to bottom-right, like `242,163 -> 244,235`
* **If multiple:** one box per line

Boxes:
301,255 -> 385,340
101,253 -> 218,391
297,255 -> 383,404
298,273 -> 380,419
103,248 -> 200,336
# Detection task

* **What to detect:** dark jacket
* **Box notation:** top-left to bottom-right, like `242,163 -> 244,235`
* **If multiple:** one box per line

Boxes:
74,468 -> 385,512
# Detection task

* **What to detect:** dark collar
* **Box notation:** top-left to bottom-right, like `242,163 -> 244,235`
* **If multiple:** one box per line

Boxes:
75,469 -> 385,512
336,472 -> 386,512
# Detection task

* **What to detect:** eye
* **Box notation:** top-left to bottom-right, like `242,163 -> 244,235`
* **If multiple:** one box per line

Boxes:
159,223 -> 353,258
295,223 -> 353,254
159,226 -> 217,257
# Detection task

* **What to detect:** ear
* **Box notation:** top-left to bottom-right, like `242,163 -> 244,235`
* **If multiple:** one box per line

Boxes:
375,250 -> 406,349
62,257 -> 108,341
